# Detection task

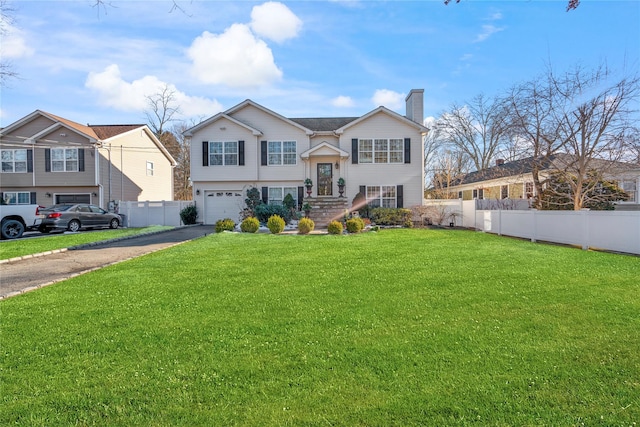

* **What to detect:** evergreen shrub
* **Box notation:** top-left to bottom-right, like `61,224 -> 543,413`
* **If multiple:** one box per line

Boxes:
327,220 -> 343,235
346,217 -> 365,233
267,215 -> 285,234
298,217 -> 315,234
179,205 -> 198,225
215,218 -> 236,233
240,217 -> 260,233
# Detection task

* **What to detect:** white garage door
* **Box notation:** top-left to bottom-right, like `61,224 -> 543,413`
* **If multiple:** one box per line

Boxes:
204,191 -> 244,224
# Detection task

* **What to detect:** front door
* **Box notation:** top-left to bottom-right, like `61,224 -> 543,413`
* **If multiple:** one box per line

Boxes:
317,163 -> 333,196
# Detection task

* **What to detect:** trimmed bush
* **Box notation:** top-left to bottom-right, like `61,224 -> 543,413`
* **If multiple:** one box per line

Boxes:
240,217 -> 260,233
179,205 -> 198,225
346,217 -> 365,233
297,217 -> 315,234
255,204 -> 292,224
370,207 -> 412,226
327,220 -> 343,235
215,218 -> 236,233
267,215 -> 285,234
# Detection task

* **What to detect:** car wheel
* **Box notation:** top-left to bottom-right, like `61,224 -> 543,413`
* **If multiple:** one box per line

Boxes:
67,220 -> 81,232
109,218 -> 119,229
1,219 -> 25,239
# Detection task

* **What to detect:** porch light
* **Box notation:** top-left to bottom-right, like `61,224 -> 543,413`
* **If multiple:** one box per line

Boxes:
335,161 -> 339,170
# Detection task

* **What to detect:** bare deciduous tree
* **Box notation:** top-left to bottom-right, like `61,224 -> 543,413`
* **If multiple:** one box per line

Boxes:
145,84 -> 181,137
507,64 -> 639,210
432,93 -> 511,172
444,0 -> 580,11
169,122 -> 192,201
0,0 -> 19,87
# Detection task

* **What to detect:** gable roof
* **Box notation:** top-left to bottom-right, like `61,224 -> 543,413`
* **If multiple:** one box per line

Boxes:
335,106 -> 429,134
90,124 -> 146,140
184,99 -> 429,138
289,117 -> 358,132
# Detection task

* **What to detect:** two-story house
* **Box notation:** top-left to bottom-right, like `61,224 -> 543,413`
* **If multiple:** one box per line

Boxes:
0,110 -> 176,209
185,89 -> 428,225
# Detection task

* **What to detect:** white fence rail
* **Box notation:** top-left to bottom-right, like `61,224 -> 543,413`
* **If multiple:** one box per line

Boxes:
119,200 -> 194,228
424,199 -> 640,255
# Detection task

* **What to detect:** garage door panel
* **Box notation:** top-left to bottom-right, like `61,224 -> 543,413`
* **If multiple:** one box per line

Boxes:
204,191 -> 243,224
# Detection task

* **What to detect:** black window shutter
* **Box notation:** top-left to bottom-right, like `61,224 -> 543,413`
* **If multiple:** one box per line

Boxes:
359,185 -> 366,197
297,186 -> 304,209
78,149 -> 85,172
352,139 -> 359,164
30,192 -> 37,204
27,149 -> 33,172
404,138 -> 411,164
238,141 -> 245,166
397,185 -> 404,208
261,187 -> 268,204
261,141 -> 268,166
45,149 -> 51,172
202,141 -> 209,166
0,193 -> 3,202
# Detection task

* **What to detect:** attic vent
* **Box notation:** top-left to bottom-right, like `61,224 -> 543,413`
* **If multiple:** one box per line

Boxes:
60,133 -> 67,137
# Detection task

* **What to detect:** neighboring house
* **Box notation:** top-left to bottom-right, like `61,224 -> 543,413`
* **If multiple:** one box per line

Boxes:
441,154 -> 639,208
185,89 -> 428,224
0,110 -> 176,209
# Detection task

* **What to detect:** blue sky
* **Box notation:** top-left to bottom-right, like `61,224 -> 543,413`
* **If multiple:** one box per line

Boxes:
1,0 -> 638,128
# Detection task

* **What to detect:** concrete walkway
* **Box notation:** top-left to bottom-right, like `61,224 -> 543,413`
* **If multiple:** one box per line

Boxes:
0,225 -> 213,300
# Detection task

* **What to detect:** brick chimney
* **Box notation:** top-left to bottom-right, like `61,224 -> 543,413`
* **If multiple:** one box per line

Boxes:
405,89 -> 424,124
496,159 -> 505,166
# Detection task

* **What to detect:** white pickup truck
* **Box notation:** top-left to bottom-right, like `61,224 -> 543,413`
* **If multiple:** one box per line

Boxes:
0,204 -> 43,239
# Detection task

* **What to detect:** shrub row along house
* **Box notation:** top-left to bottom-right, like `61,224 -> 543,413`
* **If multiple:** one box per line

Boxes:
184,89 -> 428,225
0,110 -> 176,210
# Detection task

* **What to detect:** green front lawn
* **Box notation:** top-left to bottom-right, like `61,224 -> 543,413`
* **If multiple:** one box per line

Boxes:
0,226 -> 172,260
2,229 -> 638,425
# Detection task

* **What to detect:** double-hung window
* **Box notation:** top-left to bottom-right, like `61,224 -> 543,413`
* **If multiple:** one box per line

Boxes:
51,148 -> 78,172
268,187 -> 298,206
268,141 -> 296,165
209,141 -> 238,166
1,149 -> 27,173
621,180 -> 637,202
146,161 -> 154,176
366,185 -> 397,208
2,191 -> 31,204
358,138 -> 403,164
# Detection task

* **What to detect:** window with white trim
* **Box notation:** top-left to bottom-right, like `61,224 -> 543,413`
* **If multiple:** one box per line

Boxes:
146,161 -> 154,176
1,149 -> 27,173
621,180 -> 637,202
473,189 -> 484,200
209,141 -> 238,166
525,182 -> 534,199
501,185 -> 508,199
51,148 -> 78,172
268,187 -> 298,206
2,191 -> 30,204
366,185 -> 397,208
268,141 -> 296,165
358,138 -> 403,164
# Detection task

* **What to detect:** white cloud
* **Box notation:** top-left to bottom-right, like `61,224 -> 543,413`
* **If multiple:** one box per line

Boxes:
371,89 -> 405,110
474,24 -> 505,43
250,2 -> 302,44
85,64 -> 222,118
1,23 -> 34,59
187,24 -> 283,88
331,95 -> 354,108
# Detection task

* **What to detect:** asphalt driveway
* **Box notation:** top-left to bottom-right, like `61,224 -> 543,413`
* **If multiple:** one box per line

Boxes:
0,225 -> 212,299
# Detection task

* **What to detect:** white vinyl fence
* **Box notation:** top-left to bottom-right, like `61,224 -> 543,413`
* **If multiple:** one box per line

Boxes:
424,199 -> 640,255
118,200 -> 195,228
